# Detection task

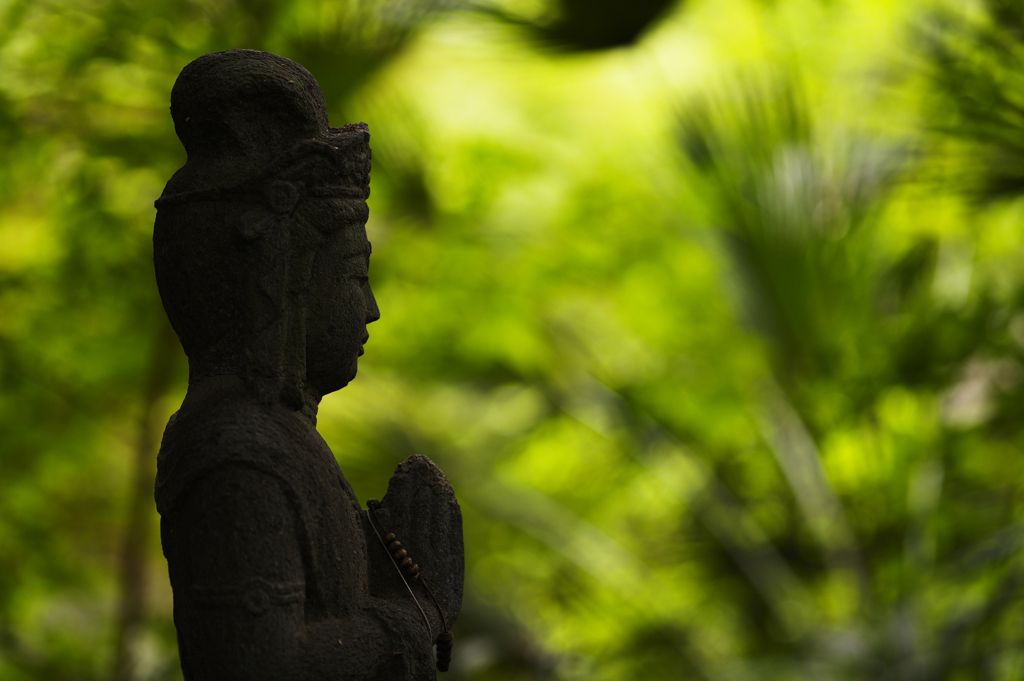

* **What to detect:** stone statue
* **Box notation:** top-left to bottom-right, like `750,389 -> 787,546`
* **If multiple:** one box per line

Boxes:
152,50 -> 463,680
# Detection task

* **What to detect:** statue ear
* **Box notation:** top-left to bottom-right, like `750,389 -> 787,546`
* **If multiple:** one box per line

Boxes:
232,199 -> 306,410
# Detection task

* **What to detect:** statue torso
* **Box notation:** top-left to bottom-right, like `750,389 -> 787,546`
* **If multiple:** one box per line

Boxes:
155,390 -> 382,679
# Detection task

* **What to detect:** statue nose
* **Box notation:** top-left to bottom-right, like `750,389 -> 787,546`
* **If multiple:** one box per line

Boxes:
366,288 -> 380,324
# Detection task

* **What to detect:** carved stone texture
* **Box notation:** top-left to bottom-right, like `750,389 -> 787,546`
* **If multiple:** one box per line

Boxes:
152,49 -> 463,680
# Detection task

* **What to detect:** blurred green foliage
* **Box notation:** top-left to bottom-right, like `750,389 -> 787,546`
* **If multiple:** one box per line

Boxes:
2,0 -> 1024,679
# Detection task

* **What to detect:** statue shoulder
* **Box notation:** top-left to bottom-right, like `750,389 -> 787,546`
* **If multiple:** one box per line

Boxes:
155,397 -> 314,516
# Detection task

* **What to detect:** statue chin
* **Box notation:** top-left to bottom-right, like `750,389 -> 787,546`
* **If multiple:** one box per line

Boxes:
306,353 -> 360,398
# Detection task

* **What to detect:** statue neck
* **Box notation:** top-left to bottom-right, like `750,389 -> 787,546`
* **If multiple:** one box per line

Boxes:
298,383 -> 322,427
184,372 -> 322,428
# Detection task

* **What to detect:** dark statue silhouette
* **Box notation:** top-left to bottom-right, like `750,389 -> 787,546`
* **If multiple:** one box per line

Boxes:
152,49 -> 463,680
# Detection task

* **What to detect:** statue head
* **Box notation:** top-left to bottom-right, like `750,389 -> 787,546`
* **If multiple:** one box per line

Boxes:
153,50 -> 378,411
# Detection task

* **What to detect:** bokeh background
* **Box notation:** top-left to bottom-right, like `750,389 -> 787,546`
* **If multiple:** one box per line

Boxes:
3,0 -> 1024,678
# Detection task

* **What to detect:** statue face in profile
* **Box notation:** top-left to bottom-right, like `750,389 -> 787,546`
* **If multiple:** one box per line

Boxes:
304,223 -> 380,396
